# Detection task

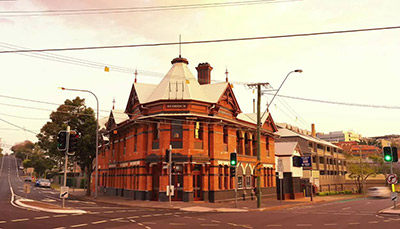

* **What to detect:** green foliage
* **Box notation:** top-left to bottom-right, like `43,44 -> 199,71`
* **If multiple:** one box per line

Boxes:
11,140 -> 35,160
316,190 -> 353,196
37,96 -> 97,196
347,159 -> 380,194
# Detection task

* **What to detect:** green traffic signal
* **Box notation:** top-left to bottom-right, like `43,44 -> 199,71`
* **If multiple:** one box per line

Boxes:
384,154 -> 392,162
230,152 -> 237,166
383,146 -> 393,162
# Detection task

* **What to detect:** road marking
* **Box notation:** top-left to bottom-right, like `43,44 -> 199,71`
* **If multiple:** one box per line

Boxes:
228,223 -> 237,226
164,213 -> 173,215
71,213 -> 82,216
142,222 -> 157,225
104,211 -> 115,214
92,220 -> 107,225
184,216 -> 192,219
0,221 -> 6,224
53,214 -> 67,218
198,218 -> 206,221
384,220 -> 391,222
110,218 -> 125,221
53,227 -> 66,229
368,221 -> 379,224
324,224 -> 337,226
153,214 -> 162,216
88,212 -> 100,214
342,207 -> 351,210
334,213 -> 350,215
266,225 -> 282,227
355,213 -> 373,216
128,216 -> 139,219
142,215 -> 151,217
201,224 -> 219,227
11,218 -> 29,222
211,220 -> 221,223
34,216 -> 50,220
296,224 -> 312,227
169,223 -> 186,226
127,210 -> 137,212
116,210 -> 127,213
348,222 -> 360,225
70,224 -> 88,228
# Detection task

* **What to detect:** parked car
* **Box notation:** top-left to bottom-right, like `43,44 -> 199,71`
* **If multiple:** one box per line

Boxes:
35,179 -> 51,188
367,187 -> 390,198
24,176 -> 33,182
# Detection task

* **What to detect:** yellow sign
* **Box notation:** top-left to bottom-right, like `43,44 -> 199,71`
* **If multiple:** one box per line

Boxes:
23,183 -> 30,194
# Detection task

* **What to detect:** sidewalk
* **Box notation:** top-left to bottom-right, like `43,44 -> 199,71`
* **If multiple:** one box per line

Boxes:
70,189 -> 363,213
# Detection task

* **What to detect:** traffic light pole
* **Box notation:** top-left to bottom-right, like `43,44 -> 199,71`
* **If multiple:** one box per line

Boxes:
62,126 -> 70,208
169,145 -> 172,206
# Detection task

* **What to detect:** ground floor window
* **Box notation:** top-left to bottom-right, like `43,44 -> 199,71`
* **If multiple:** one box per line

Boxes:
238,176 -> 243,188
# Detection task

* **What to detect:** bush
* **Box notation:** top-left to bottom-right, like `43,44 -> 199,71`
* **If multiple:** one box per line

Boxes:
317,190 -> 353,196
80,178 -> 87,189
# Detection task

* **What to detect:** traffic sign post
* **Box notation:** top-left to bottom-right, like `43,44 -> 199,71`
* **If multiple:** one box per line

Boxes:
60,186 -> 69,199
387,174 -> 398,184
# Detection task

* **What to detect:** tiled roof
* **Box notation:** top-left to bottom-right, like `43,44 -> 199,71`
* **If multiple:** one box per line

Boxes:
275,142 -> 299,156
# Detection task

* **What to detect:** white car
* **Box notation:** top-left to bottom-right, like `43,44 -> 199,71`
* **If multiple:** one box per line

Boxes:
35,179 -> 51,188
367,187 -> 391,198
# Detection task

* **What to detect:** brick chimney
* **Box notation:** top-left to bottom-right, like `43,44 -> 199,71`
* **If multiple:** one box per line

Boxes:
311,123 -> 316,137
196,63 -> 213,85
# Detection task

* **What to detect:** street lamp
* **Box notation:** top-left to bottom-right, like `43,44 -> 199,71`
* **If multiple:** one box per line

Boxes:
255,69 -> 302,208
59,87 -> 99,199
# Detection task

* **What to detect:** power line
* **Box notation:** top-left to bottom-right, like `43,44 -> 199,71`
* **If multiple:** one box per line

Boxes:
264,93 -> 400,109
0,25 -> 399,54
0,0 -> 295,17
0,117 -> 39,135
0,112 -> 49,120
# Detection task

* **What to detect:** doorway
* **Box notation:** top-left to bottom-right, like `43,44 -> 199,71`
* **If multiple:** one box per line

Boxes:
193,164 -> 203,201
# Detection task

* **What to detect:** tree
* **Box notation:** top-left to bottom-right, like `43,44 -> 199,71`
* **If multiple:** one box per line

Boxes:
11,140 -> 35,160
347,158 -> 380,194
37,97 -> 97,196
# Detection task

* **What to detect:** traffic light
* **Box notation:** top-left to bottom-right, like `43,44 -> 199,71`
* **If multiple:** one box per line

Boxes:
384,147 -> 393,162
230,166 -> 236,177
230,152 -> 237,166
393,147 -> 398,162
68,131 -> 79,153
57,131 -> 67,151
165,149 -> 171,163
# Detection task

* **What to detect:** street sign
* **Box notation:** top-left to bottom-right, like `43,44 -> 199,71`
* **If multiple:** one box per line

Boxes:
166,185 -> 174,196
254,161 -> 261,176
277,158 -> 284,172
391,192 -> 398,201
387,174 -> 398,184
301,156 -> 312,167
23,183 -> 30,194
60,186 -> 69,199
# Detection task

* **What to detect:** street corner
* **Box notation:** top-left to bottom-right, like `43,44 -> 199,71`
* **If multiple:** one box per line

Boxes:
14,198 -> 87,214
378,206 -> 400,216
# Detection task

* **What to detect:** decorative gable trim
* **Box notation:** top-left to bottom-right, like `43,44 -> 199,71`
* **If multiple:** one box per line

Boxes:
125,84 -> 140,114
215,84 -> 241,117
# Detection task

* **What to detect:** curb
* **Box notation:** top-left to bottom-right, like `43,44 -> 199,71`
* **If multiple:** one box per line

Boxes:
14,198 -> 87,214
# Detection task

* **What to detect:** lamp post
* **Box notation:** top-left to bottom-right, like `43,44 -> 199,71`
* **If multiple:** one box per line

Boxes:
250,69 -> 302,208
59,87 -> 99,199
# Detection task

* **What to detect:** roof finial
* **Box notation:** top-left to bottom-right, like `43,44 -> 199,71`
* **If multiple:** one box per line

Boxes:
179,34 -> 182,58
225,67 -> 229,82
134,69 -> 138,83
112,97 -> 116,110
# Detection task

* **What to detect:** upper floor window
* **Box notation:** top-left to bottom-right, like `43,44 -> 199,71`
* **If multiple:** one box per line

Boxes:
153,123 -> 160,140
194,122 -> 203,140
171,121 -> 183,139
223,126 -> 228,144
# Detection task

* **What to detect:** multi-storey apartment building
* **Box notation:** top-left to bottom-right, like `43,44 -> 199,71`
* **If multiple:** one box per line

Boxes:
276,123 -> 347,192
316,130 -> 361,143
97,56 -> 278,202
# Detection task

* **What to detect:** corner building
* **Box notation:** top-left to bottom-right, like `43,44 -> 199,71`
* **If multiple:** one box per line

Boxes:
97,56 -> 278,202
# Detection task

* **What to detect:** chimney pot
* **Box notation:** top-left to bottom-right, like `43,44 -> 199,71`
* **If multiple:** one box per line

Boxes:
196,62 -> 213,85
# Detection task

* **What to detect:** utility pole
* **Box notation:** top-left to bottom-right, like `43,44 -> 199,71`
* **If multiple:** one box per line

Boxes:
247,82 -> 269,208
169,145 -> 172,206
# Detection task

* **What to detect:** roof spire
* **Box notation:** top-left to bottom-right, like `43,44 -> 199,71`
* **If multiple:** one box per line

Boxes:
225,67 -> 229,82
171,34 -> 189,64
134,69 -> 138,83
179,34 -> 182,58
112,97 -> 115,110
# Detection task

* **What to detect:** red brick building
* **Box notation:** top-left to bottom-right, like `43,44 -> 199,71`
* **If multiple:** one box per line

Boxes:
97,56 -> 278,202
334,141 -> 381,158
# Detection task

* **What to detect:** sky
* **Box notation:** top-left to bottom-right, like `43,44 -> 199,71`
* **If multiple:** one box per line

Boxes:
1,0 -> 400,154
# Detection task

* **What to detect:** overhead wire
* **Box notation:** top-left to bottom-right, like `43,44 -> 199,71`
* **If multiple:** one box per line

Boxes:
0,25 -> 399,54
0,0 -> 297,17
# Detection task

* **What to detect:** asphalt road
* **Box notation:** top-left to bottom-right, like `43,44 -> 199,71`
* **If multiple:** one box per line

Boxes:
1,155 -> 400,229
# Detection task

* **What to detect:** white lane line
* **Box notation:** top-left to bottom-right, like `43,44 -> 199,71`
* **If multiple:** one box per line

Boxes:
334,213 -> 350,215
127,210 -> 137,212
169,223 -> 186,226
342,207 -> 351,210
211,220 -> 221,223
104,211 -> 115,214
70,224 -> 88,228
368,221 -> 379,224
198,218 -> 206,221
34,216 -> 50,220
201,224 -> 219,227
164,213 -> 173,215
53,215 -> 67,218
128,216 -> 139,219
88,212 -> 100,214
116,210 -> 127,213
142,215 -> 151,217
0,221 -> 6,224
53,227 -> 66,229
184,216 -> 192,219
296,224 -> 312,227
11,218 -> 29,222
153,214 -> 162,216
348,222 -> 360,225
92,220 -> 107,225
110,218 -> 124,221
324,224 -> 338,226
71,213 -> 82,216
